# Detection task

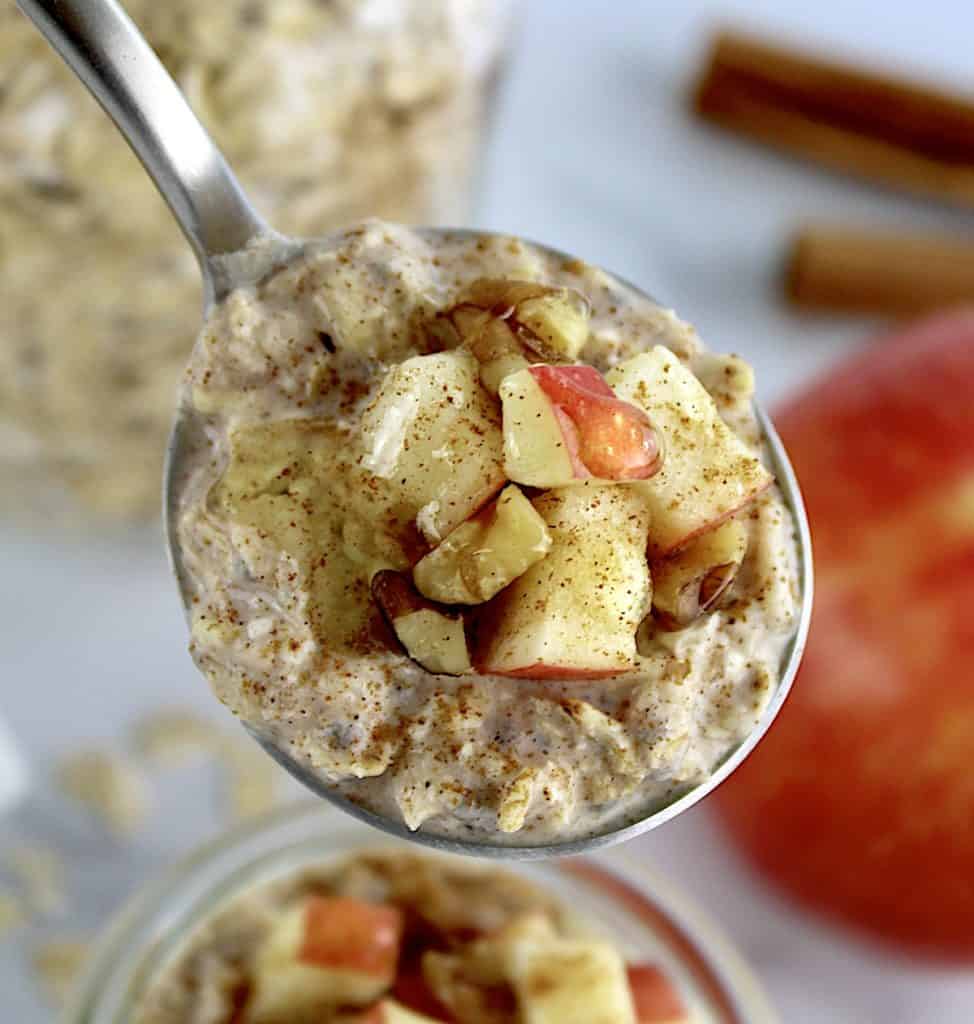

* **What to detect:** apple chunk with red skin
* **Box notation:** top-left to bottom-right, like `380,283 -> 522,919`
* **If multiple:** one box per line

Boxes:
607,346 -> 771,558
626,965 -> 689,1023
476,484 -> 652,678
500,365 -> 661,488
247,896 -> 404,1022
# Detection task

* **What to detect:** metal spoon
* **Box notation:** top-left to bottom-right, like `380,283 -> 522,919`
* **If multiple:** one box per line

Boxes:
18,0 -> 813,859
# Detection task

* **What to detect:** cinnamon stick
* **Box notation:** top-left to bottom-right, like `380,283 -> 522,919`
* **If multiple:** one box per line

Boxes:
785,226 -> 974,316
693,29 -> 974,208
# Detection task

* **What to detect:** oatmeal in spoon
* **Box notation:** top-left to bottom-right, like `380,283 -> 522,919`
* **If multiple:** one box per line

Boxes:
178,220 -> 800,845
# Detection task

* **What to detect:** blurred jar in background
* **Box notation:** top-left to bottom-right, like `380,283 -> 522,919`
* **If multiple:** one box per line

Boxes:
0,0 -> 512,521
65,804 -> 776,1023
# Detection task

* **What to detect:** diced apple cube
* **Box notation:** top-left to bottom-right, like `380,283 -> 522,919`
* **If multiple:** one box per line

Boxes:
248,897 -> 404,1023
506,938 -> 637,1024
499,365 -> 661,488
413,486 -> 552,605
372,571 -> 472,676
359,349 -> 506,543
606,346 -> 772,557
651,517 -> 748,629
476,485 -> 652,678
499,368 -> 577,487
515,291 -> 590,361
626,964 -> 689,1023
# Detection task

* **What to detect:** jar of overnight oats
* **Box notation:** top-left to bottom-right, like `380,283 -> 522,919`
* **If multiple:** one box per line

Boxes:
0,0 -> 513,522
65,803 -> 777,1023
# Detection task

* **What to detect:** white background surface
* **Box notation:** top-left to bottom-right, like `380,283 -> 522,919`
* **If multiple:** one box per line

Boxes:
3,1 -> 974,1020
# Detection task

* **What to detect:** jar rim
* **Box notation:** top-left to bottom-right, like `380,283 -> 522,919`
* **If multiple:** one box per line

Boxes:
66,801 -> 776,1024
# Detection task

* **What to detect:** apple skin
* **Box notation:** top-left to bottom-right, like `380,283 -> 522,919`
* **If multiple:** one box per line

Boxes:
300,897 -> 404,977
391,972 -> 455,1022
530,364 -> 661,481
713,310 -> 974,960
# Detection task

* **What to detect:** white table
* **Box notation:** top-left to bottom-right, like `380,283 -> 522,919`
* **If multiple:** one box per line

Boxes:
4,1 -> 974,1019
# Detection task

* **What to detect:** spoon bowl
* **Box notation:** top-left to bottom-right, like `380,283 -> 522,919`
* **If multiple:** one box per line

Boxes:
20,0 -> 813,858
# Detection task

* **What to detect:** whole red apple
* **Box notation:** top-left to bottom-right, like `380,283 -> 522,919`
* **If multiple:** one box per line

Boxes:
714,309 -> 974,960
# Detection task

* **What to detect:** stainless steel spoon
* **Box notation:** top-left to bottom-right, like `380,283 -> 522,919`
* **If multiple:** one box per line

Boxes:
18,0 -> 813,859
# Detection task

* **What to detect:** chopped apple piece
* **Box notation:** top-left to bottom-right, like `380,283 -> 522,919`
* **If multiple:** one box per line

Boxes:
413,486 -> 552,605
651,518 -> 748,629
606,346 -> 772,557
626,964 -> 689,1023
392,611 -> 471,677
515,291 -> 591,362
372,571 -> 472,676
359,349 -> 506,543
499,366 -> 661,488
248,897 -> 404,1023
476,486 -> 652,678
506,937 -> 637,1024
499,368 -> 576,487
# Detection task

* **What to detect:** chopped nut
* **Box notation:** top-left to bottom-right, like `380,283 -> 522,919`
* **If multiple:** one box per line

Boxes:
462,278 -> 549,312
460,278 -> 591,361
651,518 -> 749,630
466,318 -> 530,395
414,486 -> 551,605
372,570 -> 472,676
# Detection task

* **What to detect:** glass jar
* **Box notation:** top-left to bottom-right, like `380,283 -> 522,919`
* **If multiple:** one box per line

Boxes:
65,803 -> 776,1023
0,1 -> 513,523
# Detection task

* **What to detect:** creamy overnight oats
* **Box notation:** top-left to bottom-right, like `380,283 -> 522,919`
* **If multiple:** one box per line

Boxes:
133,849 -> 692,1024
0,1 -> 510,519
177,220 -> 800,843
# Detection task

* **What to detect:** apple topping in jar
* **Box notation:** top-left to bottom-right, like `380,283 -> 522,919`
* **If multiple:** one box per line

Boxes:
179,221 -> 800,840
131,852 -> 692,1024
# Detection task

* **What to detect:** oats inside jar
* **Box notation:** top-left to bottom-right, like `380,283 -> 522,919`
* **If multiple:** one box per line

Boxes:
177,220 -> 800,843
132,850 -> 691,1024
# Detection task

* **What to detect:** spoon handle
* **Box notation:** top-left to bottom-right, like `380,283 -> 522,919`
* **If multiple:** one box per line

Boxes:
16,0 -> 269,296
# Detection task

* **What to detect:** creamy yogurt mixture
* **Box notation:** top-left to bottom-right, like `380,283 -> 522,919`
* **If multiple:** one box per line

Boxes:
133,850 -> 691,1024
178,221 -> 800,844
